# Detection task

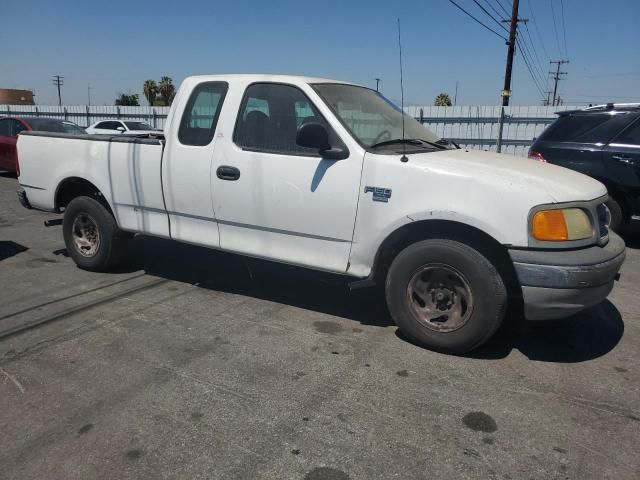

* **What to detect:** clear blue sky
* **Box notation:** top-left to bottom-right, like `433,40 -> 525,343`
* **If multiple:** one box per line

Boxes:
2,0 -> 638,106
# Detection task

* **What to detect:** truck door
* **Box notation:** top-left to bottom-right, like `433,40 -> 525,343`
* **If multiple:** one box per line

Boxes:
210,82 -> 363,273
161,81 -> 229,247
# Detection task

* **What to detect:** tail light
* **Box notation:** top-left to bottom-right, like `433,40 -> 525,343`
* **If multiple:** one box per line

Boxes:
528,149 -> 547,163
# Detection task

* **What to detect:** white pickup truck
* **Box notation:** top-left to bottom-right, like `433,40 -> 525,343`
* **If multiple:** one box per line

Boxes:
16,74 -> 626,353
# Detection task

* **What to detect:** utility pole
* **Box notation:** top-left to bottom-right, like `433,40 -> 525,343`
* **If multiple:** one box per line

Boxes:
454,81 -> 459,106
374,78 -> 381,92
52,75 -> 64,106
496,0 -> 527,153
87,84 -> 93,106
549,60 -> 569,106
543,91 -> 552,106
500,0 -> 520,107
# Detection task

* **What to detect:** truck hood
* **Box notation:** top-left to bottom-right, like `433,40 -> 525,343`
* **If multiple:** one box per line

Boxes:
413,148 -> 606,203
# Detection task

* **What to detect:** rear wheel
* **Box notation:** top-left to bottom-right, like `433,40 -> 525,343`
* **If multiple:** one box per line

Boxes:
63,196 -> 127,271
385,239 -> 507,354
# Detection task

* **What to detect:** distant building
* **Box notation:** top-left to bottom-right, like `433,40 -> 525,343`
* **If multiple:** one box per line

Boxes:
0,88 -> 35,105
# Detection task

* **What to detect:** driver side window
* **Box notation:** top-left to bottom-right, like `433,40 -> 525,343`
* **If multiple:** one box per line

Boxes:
233,83 -> 340,156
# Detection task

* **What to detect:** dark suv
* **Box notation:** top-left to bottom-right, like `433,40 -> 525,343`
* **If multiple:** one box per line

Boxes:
529,103 -> 640,231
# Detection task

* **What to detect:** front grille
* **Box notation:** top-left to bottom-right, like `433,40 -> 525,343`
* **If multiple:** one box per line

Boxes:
597,203 -> 610,238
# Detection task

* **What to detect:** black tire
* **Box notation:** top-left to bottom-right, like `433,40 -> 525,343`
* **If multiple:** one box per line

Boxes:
385,239 -> 507,354
605,196 -> 624,233
62,196 -> 127,271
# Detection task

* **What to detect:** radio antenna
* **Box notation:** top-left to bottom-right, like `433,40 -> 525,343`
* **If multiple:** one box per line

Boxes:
397,18 -> 408,162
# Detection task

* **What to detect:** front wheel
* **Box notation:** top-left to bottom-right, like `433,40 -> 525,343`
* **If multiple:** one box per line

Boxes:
385,239 -> 507,354
63,196 -> 128,271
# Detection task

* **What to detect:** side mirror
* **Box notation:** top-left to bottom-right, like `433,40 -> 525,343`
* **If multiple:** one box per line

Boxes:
116,126 -> 126,132
296,122 -> 349,160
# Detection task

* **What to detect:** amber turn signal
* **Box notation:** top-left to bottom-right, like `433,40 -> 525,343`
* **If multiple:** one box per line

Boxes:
532,208 -> 593,241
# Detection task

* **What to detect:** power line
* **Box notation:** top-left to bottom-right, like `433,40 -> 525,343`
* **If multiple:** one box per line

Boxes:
520,21 -> 548,88
526,0 -> 550,61
517,32 -> 547,91
480,0 -> 506,21
471,0 -> 509,32
447,0 -> 508,41
516,36 -> 545,99
559,0 -> 569,58
495,0 -> 510,17
549,0 -> 563,57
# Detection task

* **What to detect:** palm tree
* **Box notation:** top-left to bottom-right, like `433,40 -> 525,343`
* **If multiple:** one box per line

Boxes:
158,76 -> 176,106
143,80 -> 157,106
434,93 -> 452,107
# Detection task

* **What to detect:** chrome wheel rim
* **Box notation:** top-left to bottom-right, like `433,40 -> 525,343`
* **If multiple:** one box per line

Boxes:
71,212 -> 100,257
406,264 -> 474,332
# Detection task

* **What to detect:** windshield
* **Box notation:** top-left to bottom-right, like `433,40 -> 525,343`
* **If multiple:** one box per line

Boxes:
124,121 -> 153,130
26,118 -> 86,134
312,83 -> 441,150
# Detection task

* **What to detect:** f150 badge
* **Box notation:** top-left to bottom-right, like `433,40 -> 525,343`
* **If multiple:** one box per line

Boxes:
364,186 -> 392,203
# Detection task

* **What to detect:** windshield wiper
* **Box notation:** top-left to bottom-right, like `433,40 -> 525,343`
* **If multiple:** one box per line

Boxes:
369,138 -> 448,150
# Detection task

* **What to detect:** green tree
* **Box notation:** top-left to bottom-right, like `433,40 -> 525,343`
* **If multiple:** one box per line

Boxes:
115,93 -> 140,106
158,76 -> 176,106
434,93 -> 452,107
143,80 -> 158,106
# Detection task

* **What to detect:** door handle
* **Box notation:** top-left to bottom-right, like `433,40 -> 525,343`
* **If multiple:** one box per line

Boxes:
216,165 -> 241,181
612,155 -> 632,164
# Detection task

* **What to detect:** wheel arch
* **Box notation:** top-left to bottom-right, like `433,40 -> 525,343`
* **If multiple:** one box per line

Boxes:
593,176 -> 631,216
370,219 -> 521,295
54,177 -> 114,216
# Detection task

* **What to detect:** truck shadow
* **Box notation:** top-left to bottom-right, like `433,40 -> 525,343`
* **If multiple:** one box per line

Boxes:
465,299 -> 623,362
59,234 -> 625,362
125,235 -> 393,328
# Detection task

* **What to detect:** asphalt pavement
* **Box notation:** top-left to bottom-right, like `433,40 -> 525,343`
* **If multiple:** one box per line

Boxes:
1,172 -> 639,480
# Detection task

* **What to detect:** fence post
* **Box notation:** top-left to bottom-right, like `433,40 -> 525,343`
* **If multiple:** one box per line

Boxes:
35,106 -> 39,117
152,108 -> 157,128
117,106 -> 121,119
496,107 -> 505,153
419,108 -> 424,124
63,107 -> 68,121
86,105 -> 90,127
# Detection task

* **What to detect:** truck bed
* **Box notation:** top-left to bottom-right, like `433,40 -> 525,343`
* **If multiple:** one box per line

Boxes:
17,130 -> 169,237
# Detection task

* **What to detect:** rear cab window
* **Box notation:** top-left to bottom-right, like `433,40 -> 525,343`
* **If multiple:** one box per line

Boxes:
178,82 -> 228,146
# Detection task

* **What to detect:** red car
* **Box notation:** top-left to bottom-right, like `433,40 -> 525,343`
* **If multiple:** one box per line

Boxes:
0,117 -> 85,173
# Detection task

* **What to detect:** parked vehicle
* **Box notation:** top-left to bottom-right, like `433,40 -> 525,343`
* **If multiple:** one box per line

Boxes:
529,103 -> 640,231
85,120 -> 161,135
15,75 -> 626,353
0,117 -> 85,173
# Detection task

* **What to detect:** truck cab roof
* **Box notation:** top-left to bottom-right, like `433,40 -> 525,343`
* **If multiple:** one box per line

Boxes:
182,74 -> 361,87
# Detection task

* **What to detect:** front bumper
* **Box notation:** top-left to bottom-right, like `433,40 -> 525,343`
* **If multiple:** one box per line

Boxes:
16,188 -> 32,209
509,232 -> 626,320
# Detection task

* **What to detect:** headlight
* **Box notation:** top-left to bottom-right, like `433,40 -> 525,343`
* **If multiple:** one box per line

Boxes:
531,208 -> 593,241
